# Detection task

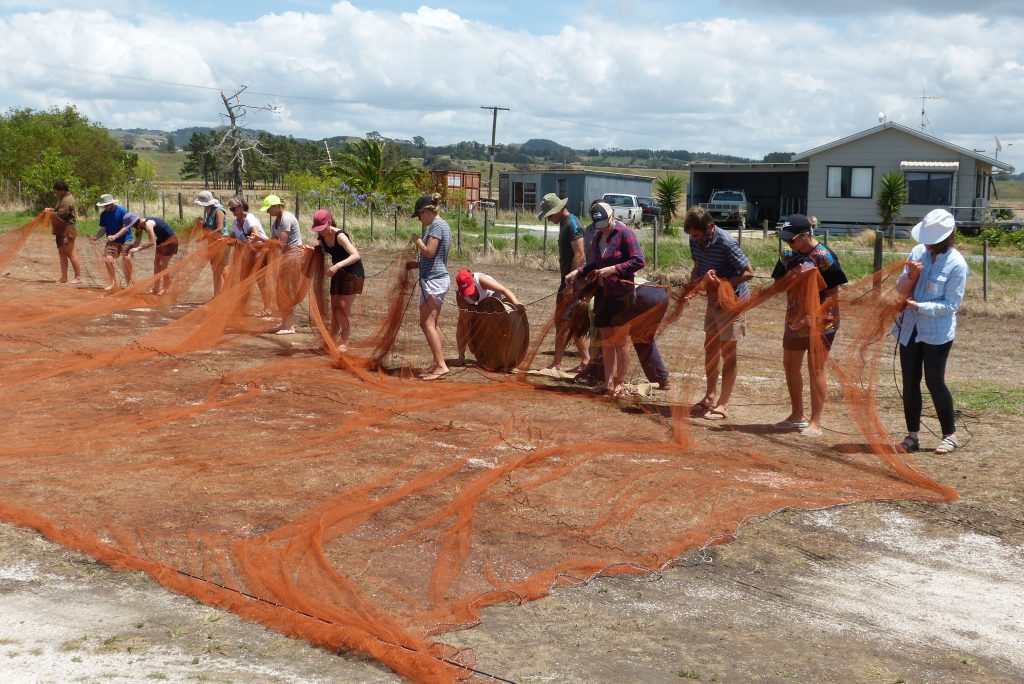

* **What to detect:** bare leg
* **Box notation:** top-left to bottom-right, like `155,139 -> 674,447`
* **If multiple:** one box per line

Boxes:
65,244 -> 81,282
806,346 -> 829,431
782,348 -> 806,423
336,294 -> 356,347
702,331 -> 722,406
714,339 -> 739,414
123,252 -> 134,285
329,294 -> 343,340
57,245 -> 69,282
419,296 -> 448,377
104,254 -> 117,290
455,307 -> 471,363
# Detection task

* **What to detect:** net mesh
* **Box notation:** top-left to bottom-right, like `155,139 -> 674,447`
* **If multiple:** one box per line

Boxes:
0,213 -> 955,681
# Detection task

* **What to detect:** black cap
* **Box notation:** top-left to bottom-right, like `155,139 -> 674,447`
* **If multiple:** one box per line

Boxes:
411,195 -> 437,218
779,214 -> 813,242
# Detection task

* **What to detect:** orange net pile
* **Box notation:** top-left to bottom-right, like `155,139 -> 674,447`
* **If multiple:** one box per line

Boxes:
0,214 -> 954,681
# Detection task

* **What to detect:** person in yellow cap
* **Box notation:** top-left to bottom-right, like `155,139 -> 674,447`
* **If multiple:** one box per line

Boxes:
256,194 -> 305,334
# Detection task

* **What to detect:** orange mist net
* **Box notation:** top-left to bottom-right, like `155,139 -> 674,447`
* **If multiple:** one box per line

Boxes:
0,213 -> 954,681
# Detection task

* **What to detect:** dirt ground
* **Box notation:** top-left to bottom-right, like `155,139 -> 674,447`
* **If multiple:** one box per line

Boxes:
1,236 -> 1022,683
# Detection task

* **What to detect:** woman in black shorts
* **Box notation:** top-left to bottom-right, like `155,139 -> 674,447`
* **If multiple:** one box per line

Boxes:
125,213 -> 179,296
311,209 -> 364,349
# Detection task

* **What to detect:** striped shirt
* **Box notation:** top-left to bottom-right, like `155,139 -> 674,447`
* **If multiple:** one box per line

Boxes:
419,217 -> 451,281
689,226 -> 751,298
893,243 -> 968,346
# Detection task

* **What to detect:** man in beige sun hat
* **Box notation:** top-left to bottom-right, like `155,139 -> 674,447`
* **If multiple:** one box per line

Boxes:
538,192 -> 590,372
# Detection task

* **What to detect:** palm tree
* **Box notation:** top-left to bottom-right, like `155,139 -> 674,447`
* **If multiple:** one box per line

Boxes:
877,171 -> 907,245
654,173 -> 687,230
330,138 -> 419,208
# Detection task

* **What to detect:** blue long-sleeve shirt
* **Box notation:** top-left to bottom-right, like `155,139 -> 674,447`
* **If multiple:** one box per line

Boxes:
893,243 -> 968,345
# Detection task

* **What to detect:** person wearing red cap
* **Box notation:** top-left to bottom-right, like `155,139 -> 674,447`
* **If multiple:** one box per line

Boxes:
453,268 -> 522,366
311,209 -> 364,349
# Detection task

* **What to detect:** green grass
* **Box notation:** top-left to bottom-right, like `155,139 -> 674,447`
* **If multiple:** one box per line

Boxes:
136,151 -> 187,183
950,382 -> 1024,415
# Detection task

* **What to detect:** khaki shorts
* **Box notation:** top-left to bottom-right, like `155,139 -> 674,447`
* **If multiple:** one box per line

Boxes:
104,241 -> 128,258
704,299 -> 745,342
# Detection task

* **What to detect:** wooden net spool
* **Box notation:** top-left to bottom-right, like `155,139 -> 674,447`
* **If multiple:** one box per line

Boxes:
467,295 -> 530,371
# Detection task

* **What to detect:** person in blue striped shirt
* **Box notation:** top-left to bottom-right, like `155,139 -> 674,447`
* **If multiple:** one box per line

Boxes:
893,209 -> 968,455
683,207 -> 753,420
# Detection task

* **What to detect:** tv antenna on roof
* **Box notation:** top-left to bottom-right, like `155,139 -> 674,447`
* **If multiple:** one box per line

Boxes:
919,89 -> 942,133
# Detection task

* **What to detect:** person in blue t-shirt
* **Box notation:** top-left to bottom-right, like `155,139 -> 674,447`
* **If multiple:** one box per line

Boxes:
90,193 -> 132,290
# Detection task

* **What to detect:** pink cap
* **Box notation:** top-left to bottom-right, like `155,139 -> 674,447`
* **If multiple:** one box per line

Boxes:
311,209 -> 334,232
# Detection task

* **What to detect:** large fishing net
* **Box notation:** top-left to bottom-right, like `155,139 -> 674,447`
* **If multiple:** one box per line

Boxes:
0,213 -> 954,681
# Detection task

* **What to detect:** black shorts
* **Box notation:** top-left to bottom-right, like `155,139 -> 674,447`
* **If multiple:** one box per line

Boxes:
783,332 -> 836,352
594,292 -> 636,328
330,272 -> 364,296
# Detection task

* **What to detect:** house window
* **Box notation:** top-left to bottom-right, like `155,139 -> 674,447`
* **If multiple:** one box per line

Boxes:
826,166 -> 873,198
523,182 -> 537,208
557,178 -> 567,198
906,172 -> 953,205
447,174 -> 462,188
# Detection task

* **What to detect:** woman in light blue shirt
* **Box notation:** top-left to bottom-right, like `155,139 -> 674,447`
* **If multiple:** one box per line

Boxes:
893,209 -> 968,455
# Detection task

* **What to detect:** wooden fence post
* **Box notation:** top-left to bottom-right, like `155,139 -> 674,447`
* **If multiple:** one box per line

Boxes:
514,206 -> 519,257
983,239 -> 989,302
177,193 -> 183,220
483,207 -> 489,255
652,216 -> 658,269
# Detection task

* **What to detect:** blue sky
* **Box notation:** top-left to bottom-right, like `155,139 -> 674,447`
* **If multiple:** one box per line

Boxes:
1,1 -> 1021,169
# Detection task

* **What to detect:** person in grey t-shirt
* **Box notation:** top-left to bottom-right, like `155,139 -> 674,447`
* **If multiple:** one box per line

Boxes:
408,192 -> 451,380
260,194 -> 307,335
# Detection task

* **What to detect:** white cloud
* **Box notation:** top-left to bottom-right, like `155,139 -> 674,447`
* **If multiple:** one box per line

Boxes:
1,2 -> 1023,171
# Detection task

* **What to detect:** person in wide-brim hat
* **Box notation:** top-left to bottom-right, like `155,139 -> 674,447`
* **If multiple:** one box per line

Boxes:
536,192 -> 568,222
892,207 -> 966,456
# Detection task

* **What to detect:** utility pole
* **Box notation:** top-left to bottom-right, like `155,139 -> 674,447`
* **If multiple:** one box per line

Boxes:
323,140 -> 333,165
481,105 -> 509,203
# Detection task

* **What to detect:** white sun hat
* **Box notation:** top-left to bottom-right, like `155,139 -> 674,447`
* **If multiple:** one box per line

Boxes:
911,208 -> 956,245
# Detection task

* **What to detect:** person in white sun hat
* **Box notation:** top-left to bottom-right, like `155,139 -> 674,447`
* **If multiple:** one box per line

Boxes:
892,208 -> 968,455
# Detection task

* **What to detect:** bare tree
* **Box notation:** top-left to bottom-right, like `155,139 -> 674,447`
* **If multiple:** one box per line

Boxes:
216,86 -> 278,197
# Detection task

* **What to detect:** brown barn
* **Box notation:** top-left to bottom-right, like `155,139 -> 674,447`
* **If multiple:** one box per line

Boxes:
430,170 -> 481,209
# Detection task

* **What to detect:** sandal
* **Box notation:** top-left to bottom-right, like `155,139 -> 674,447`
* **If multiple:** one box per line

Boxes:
934,435 -> 959,455
895,435 -> 919,453
702,407 -> 728,421
690,397 -> 714,416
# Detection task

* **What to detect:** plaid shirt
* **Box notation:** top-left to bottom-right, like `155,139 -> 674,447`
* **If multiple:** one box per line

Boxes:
893,244 -> 968,345
580,221 -> 645,297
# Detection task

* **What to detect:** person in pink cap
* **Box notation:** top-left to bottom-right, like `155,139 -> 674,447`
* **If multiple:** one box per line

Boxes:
311,209 -> 364,349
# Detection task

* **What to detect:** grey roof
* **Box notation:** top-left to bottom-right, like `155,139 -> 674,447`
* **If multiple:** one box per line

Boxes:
792,121 -> 1015,173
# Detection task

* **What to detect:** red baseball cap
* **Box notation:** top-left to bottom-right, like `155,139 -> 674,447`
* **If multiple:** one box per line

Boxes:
456,269 -> 476,298
311,209 -> 334,232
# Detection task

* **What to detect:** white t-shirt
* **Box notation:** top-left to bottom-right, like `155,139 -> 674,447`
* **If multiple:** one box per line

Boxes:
462,271 -> 496,305
233,213 -> 268,241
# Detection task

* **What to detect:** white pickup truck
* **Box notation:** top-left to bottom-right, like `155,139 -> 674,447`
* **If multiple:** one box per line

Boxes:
601,193 -> 643,226
699,189 -> 759,228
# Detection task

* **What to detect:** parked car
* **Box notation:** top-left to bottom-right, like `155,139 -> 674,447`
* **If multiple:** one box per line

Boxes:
699,189 -> 758,228
637,196 -> 661,224
601,193 -> 643,225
